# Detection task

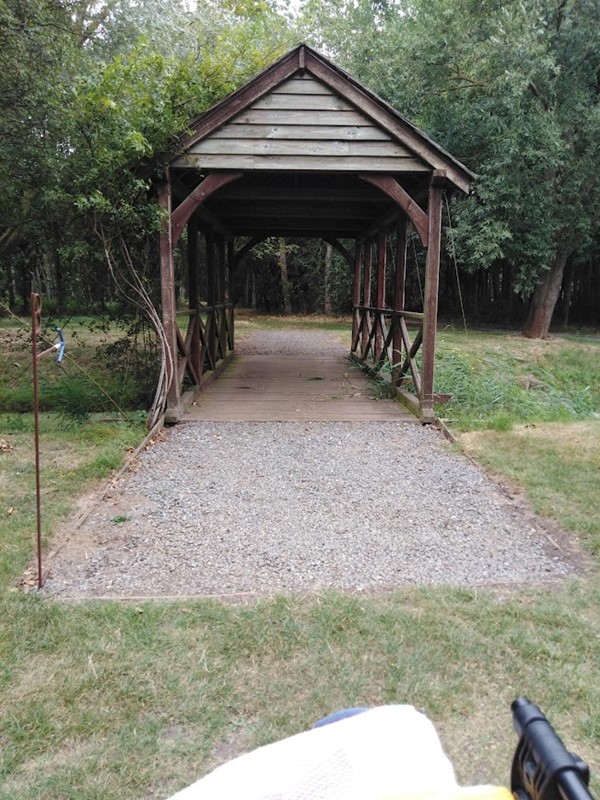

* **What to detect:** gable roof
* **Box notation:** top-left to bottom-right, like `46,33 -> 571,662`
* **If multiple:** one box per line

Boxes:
174,43 -> 475,194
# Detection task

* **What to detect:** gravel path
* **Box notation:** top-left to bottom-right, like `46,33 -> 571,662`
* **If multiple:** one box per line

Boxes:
45,330 -> 581,598
235,327 -> 349,357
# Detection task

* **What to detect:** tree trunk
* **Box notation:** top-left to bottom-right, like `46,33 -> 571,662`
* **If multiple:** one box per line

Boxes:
524,250 -> 570,338
54,250 -> 64,313
278,238 -> 292,315
5,257 -> 16,310
560,259 -> 574,328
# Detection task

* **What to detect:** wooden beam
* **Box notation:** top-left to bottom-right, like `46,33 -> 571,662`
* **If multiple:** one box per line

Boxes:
421,177 -> 443,421
205,229 -> 215,306
227,240 -> 235,348
227,218 -> 364,230
361,239 -> 373,356
322,236 -> 354,267
230,226 -> 362,237
392,217 -> 408,381
351,240 -> 362,351
212,187 -> 386,203
375,231 -> 386,360
211,202 -> 381,219
359,174 -> 429,246
304,49 -> 474,194
158,176 -> 181,421
171,172 -> 243,246
217,208 -> 373,223
188,215 -> 199,310
187,215 -> 201,383
217,234 -> 226,305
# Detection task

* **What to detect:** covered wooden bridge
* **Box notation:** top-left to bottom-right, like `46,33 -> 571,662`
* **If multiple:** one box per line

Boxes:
159,44 -> 475,424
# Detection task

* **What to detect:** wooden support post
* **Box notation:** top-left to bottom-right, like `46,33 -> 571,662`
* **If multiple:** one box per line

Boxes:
217,234 -> 227,359
351,240 -> 362,354
188,215 -> 201,384
421,177 -> 444,422
159,176 -> 181,423
206,229 -> 215,304
375,230 -> 386,361
228,239 -> 235,352
217,234 -> 226,305
206,229 -> 216,369
361,239 -> 373,358
392,217 -> 408,382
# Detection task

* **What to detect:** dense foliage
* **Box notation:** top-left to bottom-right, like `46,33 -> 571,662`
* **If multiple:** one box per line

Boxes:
0,0 -> 598,339
0,0 -> 295,313
301,0 -> 600,334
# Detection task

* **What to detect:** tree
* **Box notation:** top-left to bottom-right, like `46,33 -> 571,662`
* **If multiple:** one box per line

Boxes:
301,0 -> 600,337
0,0 -> 295,313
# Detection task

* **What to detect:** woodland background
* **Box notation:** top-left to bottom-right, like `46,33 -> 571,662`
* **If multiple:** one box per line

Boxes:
1,0 -> 599,339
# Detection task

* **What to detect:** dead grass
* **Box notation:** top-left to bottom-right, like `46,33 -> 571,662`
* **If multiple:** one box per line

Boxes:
459,421 -> 600,553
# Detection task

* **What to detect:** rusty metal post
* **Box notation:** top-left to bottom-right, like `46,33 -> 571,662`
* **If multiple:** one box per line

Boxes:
30,294 -> 64,589
31,294 -> 44,589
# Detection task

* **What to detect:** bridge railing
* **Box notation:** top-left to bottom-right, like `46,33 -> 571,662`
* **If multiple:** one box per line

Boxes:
351,304 -> 424,410
175,302 -> 234,391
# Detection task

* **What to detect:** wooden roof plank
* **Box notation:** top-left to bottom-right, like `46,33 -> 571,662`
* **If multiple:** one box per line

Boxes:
229,109 -> 373,127
188,139 -> 418,159
172,154 -> 429,172
210,124 -> 392,141
250,93 -> 352,111
175,44 -> 475,194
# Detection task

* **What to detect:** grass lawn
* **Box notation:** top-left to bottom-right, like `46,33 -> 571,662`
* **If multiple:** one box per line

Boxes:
1,318 -> 599,799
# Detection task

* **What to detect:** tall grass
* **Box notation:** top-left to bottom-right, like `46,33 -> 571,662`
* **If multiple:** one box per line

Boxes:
0,317 -> 159,418
434,337 -> 600,430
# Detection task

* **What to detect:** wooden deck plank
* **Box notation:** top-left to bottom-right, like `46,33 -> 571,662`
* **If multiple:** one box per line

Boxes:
182,354 -> 416,422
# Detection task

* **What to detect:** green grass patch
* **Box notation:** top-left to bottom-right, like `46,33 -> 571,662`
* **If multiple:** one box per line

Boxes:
1,586 -> 600,799
236,310 -> 352,336
2,322 -> 600,798
434,330 -> 600,430
0,414 -> 146,585
460,421 -> 600,554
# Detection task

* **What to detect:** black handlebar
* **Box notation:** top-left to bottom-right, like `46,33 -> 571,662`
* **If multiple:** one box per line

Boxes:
511,698 -> 594,800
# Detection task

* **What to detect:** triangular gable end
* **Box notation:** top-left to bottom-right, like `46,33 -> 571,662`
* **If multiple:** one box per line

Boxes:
172,74 -> 430,174
173,44 -> 475,194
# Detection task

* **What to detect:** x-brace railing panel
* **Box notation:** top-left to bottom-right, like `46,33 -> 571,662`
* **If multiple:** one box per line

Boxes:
352,305 -> 424,399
